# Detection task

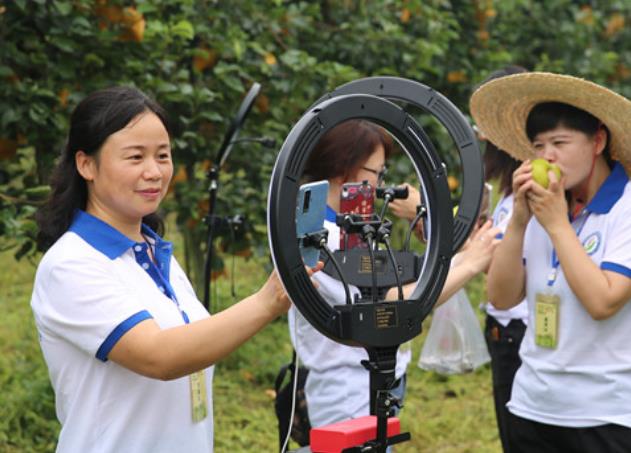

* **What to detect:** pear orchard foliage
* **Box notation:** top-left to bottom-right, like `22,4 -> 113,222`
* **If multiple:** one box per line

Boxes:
1,0 -> 630,291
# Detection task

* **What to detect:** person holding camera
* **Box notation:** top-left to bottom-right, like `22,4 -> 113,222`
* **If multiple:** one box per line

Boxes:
472,72 -> 631,451
30,86 -> 318,453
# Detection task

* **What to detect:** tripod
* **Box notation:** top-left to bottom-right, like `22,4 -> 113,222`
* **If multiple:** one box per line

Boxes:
359,346 -> 411,452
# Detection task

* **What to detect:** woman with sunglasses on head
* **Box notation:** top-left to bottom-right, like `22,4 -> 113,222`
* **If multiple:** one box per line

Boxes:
472,73 -> 631,452
288,119 -> 500,437
30,86 -> 318,453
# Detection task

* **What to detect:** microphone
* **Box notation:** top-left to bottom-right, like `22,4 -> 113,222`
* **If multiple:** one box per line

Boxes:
376,186 -> 409,200
203,82 -> 263,312
376,186 -> 410,220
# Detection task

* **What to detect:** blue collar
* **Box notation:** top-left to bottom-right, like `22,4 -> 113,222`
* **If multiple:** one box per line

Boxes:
69,210 -> 171,260
586,163 -> 628,214
325,205 -> 337,222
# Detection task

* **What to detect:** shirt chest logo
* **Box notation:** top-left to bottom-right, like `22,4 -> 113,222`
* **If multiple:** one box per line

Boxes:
582,232 -> 601,255
495,207 -> 509,225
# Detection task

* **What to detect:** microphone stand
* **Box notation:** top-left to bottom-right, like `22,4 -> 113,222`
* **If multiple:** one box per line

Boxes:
202,82 -> 262,313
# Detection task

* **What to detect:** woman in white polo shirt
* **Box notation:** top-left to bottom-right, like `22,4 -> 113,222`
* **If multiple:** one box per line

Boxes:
471,73 -> 631,451
290,119 -> 500,431
30,86 -> 311,453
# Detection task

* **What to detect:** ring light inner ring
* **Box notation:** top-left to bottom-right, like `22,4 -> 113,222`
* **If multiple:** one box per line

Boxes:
267,93 -> 452,348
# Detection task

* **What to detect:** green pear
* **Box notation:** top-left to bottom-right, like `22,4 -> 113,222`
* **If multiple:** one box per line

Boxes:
531,158 -> 562,189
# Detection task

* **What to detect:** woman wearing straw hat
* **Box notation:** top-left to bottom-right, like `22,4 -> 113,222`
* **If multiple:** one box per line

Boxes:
471,72 -> 631,452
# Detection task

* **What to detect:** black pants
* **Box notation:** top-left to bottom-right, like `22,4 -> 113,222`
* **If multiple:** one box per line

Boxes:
484,315 -> 526,453
508,412 -> 631,453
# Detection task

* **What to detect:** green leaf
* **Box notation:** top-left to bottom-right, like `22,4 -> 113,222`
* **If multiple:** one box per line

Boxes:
1,109 -> 19,129
13,0 -> 27,11
0,66 -> 14,77
24,186 -> 50,198
199,111 -> 223,122
233,39 -> 244,60
172,20 -> 195,40
54,1 -> 73,16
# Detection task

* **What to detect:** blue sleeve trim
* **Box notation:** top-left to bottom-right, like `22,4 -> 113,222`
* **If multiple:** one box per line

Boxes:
325,205 -> 337,223
601,262 -> 631,278
95,310 -> 153,362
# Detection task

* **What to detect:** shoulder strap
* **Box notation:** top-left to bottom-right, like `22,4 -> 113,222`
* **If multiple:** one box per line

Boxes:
274,350 -> 297,393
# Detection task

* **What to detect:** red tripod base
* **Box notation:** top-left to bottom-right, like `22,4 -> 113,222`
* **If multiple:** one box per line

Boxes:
309,415 -> 401,453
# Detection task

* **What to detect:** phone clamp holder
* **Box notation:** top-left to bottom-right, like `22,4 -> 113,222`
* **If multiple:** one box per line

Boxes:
300,228 -> 330,250
204,213 -> 247,236
336,213 -> 382,237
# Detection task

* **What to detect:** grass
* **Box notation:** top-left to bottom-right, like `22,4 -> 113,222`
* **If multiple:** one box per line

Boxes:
0,244 -> 501,452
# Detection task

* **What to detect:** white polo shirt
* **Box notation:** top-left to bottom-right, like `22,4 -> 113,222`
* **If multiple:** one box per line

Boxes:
485,194 -> 529,326
289,207 -> 411,428
31,211 -> 215,452
509,163 -> 631,427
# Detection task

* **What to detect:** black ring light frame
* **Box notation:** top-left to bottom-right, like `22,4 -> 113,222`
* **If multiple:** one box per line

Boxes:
268,80 -> 483,451
314,76 -> 484,254
268,93 -> 454,348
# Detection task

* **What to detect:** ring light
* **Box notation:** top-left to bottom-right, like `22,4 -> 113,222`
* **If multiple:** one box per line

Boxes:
313,76 -> 483,254
268,93 -> 453,348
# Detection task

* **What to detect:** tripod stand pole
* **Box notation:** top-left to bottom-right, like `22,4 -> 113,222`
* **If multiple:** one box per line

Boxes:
202,165 -> 219,312
360,346 -> 410,452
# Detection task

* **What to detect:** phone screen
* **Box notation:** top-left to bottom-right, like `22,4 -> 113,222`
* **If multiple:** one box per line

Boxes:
477,182 -> 493,227
339,180 -> 374,250
296,180 -> 329,267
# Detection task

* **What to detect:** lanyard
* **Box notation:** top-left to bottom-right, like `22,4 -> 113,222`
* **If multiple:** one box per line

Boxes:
547,210 -> 591,287
134,242 -> 190,324
154,263 -> 190,324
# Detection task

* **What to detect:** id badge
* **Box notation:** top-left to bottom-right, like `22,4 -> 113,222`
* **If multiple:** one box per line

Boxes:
190,370 -> 208,423
535,293 -> 560,349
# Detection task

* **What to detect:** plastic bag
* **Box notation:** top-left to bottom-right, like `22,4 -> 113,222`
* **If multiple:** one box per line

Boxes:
418,288 -> 490,374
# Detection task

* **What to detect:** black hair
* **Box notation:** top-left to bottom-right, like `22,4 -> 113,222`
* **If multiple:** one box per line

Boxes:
526,102 -> 613,167
36,86 -> 170,251
479,65 -> 528,196
483,141 -> 520,196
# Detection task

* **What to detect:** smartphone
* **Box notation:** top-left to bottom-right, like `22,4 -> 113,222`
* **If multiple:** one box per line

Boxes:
477,182 -> 493,227
296,180 -> 329,267
339,180 -> 374,250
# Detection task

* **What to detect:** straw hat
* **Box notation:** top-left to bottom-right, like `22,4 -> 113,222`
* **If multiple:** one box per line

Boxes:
470,72 -> 631,174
